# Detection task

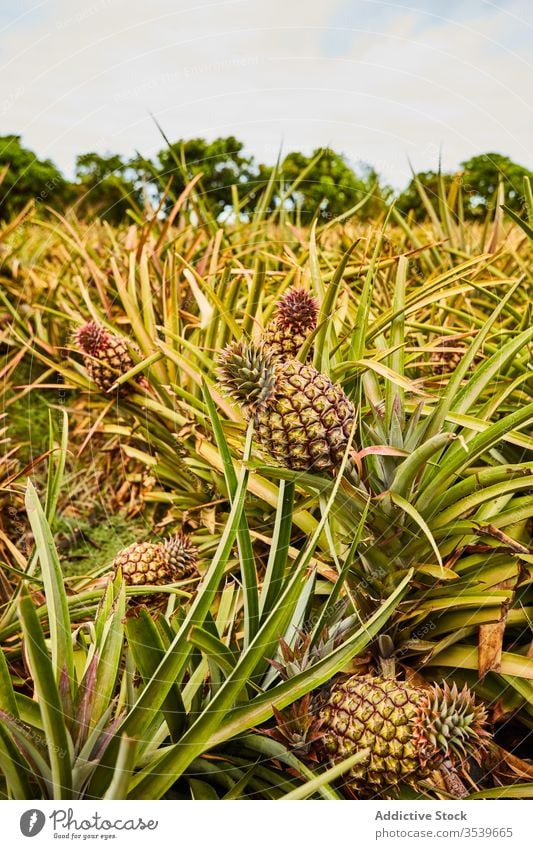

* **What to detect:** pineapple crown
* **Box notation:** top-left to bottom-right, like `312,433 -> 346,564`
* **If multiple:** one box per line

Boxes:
431,332 -> 473,350
265,695 -> 324,758
216,341 -> 278,411
75,320 -> 109,356
416,681 -> 489,767
272,288 -> 318,332
162,531 -> 198,577
269,633 -> 315,680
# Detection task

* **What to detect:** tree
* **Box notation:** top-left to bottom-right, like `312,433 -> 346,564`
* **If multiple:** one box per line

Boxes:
0,135 -> 71,220
74,152 -> 142,224
396,154 -> 533,222
460,153 -> 532,218
279,148 -> 384,223
395,170 -> 455,221
155,136 -> 256,217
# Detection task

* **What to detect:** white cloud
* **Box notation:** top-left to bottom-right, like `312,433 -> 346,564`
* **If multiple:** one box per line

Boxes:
0,0 -> 531,187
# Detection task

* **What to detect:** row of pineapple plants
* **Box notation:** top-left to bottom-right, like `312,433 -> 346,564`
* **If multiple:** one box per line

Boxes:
0,169 -> 531,798
0,418 -> 498,799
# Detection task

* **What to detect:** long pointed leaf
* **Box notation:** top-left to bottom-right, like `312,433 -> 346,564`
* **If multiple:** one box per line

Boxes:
25,480 -> 74,685
18,592 -> 73,799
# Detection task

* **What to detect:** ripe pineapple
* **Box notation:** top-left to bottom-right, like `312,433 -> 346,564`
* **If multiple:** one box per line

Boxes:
217,341 -> 355,473
111,533 -> 198,608
320,674 -> 488,794
261,288 -> 318,360
75,320 -> 138,393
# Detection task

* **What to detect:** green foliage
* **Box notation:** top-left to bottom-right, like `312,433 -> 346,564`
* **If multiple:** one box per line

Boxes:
0,424 -> 409,800
73,152 -> 141,224
396,153 -> 533,221
0,134 -> 391,225
2,134 -> 531,229
461,152 -> 533,218
461,153 -> 533,219
0,135 -> 71,220
279,148 -> 387,222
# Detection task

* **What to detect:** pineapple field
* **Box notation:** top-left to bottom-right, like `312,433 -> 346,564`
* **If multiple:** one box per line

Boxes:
0,169 -> 532,802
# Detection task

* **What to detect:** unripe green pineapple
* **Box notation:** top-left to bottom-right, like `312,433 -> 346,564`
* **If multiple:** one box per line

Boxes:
320,674 -> 488,794
111,533 -> 198,608
217,341 -> 355,473
75,321 -> 137,393
261,288 -> 318,360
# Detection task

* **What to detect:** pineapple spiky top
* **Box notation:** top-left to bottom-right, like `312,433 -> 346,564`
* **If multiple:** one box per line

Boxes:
217,341 -> 277,412
75,321 -> 108,357
217,341 -> 355,473
261,288 -> 318,360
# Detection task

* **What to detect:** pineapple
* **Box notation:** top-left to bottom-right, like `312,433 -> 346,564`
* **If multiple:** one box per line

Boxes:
111,533 -> 198,608
429,334 -> 478,376
261,288 -> 318,360
75,320 -> 139,393
217,341 -> 355,473
320,674 -> 488,794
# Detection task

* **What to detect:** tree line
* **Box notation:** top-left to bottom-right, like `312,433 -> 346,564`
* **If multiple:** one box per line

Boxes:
0,133 -> 531,225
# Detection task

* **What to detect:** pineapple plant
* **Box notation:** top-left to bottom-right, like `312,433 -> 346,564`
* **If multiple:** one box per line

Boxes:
261,287 -> 318,360
319,674 -> 488,795
217,340 -> 355,473
75,320 -> 142,393
5,162 -> 533,803
111,532 -> 198,607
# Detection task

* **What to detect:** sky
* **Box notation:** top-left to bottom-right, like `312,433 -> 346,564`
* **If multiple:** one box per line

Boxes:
0,0 -> 532,188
